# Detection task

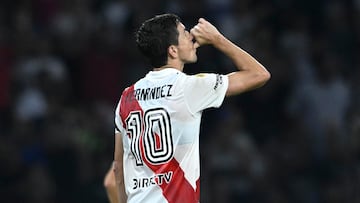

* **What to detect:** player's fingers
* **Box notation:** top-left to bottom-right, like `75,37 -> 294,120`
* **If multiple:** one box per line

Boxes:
194,25 -> 201,31
190,26 -> 200,36
190,28 -> 196,35
198,18 -> 206,24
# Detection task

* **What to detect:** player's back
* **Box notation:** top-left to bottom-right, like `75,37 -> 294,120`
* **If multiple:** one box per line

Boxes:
116,68 -> 202,203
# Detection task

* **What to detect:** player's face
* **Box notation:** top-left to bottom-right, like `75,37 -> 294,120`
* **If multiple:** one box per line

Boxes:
176,23 -> 197,63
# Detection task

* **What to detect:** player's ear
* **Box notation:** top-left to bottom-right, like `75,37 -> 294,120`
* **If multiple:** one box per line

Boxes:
168,45 -> 178,59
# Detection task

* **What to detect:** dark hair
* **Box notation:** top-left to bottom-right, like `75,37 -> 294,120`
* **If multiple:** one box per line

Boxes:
135,13 -> 180,68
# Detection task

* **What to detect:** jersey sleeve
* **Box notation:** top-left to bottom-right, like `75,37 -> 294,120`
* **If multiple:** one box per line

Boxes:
114,98 -> 126,135
184,73 -> 228,114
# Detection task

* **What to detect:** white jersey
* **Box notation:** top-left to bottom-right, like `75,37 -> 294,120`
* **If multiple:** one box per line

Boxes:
115,68 -> 228,203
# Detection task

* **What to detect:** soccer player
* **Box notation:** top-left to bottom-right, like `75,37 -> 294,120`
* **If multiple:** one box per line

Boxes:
112,13 -> 270,203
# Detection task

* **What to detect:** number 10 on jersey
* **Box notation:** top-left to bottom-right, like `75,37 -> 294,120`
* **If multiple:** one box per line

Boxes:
125,108 -> 174,166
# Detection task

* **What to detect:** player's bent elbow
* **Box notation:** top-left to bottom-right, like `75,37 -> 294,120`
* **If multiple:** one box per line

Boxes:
246,71 -> 270,91
248,69 -> 271,89
258,69 -> 271,85
226,70 -> 270,96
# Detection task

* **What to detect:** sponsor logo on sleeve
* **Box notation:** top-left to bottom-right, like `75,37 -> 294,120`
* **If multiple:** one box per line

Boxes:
214,74 -> 223,90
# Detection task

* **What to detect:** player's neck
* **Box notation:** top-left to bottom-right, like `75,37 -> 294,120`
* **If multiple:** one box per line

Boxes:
153,61 -> 184,72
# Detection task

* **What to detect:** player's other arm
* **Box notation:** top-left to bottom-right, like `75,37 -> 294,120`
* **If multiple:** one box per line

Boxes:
113,132 -> 127,203
190,18 -> 270,96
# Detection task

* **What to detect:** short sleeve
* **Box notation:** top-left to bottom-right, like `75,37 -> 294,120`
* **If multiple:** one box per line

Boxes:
184,73 -> 228,114
114,98 -> 126,135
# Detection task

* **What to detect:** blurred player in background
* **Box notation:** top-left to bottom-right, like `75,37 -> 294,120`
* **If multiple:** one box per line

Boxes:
104,166 -> 119,203
108,13 -> 270,203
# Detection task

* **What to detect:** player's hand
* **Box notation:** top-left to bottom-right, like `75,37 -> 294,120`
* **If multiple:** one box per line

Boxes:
190,18 -> 222,48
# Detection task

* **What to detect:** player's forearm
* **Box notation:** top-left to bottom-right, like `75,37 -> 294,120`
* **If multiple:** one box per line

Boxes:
116,182 -> 127,203
213,34 -> 270,77
113,161 -> 127,203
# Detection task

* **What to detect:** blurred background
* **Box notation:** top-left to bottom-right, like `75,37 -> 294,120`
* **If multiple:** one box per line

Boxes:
0,0 -> 359,202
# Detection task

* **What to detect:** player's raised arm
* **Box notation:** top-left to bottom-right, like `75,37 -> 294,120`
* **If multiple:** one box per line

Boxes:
190,18 -> 270,96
